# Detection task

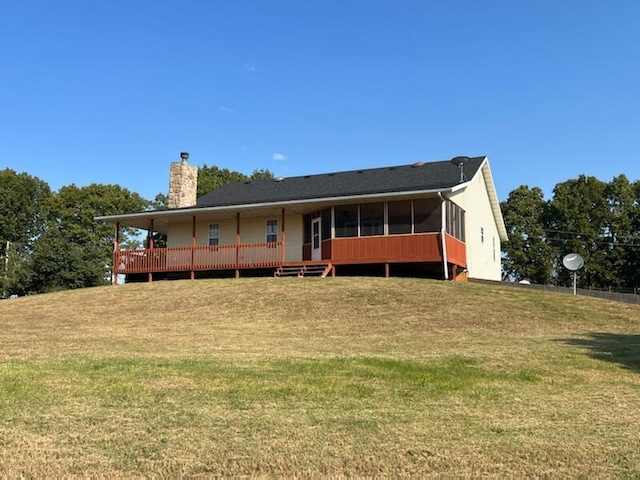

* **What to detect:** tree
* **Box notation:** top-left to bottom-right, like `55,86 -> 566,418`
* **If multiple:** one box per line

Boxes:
147,193 -> 168,248
0,169 -> 51,245
26,184 -> 148,293
0,169 -> 52,296
27,228 -> 106,292
603,175 -> 638,288
249,168 -> 275,181
500,186 -> 556,283
547,176 -> 611,288
196,165 -> 274,197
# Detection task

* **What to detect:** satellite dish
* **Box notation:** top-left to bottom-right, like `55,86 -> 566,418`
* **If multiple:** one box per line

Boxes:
562,253 -> 584,271
450,156 -> 470,183
450,156 -> 470,167
563,253 -> 584,295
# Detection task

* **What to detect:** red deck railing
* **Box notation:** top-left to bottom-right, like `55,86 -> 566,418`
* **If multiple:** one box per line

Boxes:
114,242 -> 284,274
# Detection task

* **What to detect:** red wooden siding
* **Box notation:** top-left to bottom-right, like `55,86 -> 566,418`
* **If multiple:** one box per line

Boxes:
329,233 -> 466,267
302,240 -> 333,261
445,234 -> 467,267
330,233 -> 441,263
322,239 -> 332,260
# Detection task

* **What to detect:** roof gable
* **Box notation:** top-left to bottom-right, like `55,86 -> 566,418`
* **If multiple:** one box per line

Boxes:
197,156 -> 486,207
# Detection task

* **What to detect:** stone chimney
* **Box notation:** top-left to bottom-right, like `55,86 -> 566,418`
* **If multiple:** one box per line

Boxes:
168,152 -> 198,208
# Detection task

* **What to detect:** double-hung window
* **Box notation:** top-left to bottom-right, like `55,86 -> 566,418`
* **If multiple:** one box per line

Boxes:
208,224 -> 220,246
266,219 -> 278,243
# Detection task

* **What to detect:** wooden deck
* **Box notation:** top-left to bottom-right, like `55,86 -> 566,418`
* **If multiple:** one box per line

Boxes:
114,242 -> 284,275
113,234 -> 466,279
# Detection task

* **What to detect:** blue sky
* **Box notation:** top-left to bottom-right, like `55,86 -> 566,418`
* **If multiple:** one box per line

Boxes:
2,1 -> 639,202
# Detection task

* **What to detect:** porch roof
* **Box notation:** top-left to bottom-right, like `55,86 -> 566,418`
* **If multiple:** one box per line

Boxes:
95,188 -> 451,234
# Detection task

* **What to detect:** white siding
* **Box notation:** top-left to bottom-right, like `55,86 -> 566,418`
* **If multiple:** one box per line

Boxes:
167,218 -> 236,247
167,221 -> 192,247
284,215 -> 303,262
461,167 -> 502,280
239,217 -> 270,244
166,214 -> 304,262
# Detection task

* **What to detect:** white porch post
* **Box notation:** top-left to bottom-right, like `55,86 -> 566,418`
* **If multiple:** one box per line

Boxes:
440,196 -> 449,280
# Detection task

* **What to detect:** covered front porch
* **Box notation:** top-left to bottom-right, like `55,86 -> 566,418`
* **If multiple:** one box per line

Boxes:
105,195 -> 468,283
112,233 -> 466,282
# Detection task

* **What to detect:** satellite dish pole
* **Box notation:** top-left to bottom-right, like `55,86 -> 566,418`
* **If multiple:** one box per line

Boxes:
562,253 -> 585,295
450,156 -> 470,183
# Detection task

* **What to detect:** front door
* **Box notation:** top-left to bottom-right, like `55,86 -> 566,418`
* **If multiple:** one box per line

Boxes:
311,217 -> 321,261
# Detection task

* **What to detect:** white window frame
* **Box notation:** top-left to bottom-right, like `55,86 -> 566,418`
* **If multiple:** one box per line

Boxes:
208,223 -> 220,246
266,219 -> 278,243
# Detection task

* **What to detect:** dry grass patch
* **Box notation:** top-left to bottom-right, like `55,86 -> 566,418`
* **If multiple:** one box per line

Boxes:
1,277 -> 640,476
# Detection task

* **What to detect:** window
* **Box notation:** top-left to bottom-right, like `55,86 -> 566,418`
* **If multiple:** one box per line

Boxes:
493,237 -> 496,261
388,200 -> 412,234
360,202 -> 384,236
445,201 -> 465,241
303,214 -> 312,244
481,227 -> 484,244
414,198 -> 442,233
335,204 -> 358,237
321,208 -> 332,240
208,224 -> 220,246
312,219 -> 320,249
266,219 -> 278,243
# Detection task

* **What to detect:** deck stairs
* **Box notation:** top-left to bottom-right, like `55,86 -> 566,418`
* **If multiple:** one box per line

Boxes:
274,263 -> 332,278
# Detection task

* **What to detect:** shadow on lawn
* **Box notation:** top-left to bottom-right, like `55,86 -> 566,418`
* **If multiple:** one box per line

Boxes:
558,333 -> 640,373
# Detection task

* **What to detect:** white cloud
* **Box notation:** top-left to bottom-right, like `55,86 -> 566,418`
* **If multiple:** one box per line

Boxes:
272,153 -> 287,161
244,63 -> 256,72
219,106 -> 233,113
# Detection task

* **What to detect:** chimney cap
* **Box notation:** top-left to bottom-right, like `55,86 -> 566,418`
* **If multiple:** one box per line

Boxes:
180,152 -> 189,162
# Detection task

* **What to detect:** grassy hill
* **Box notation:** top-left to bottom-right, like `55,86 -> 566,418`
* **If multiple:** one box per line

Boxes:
1,277 -> 639,476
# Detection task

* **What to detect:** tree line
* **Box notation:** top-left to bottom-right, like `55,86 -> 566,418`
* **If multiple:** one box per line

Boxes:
0,165 -> 272,296
501,174 -> 640,290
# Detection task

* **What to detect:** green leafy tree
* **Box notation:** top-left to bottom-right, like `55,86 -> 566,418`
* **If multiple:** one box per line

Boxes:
27,228 -> 106,292
27,184 -> 148,292
631,180 -> 640,289
196,165 -> 274,197
249,168 -> 275,181
147,193 -> 168,248
197,165 -> 250,198
547,175 -> 611,288
603,175 -> 638,288
0,169 -> 52,296
500,186 -> 556,283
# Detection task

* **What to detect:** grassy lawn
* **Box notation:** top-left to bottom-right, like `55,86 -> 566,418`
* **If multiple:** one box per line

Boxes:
1,277 -> 639,476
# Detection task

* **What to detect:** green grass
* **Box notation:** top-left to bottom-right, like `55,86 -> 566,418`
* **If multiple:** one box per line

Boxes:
0,277 -> 639,476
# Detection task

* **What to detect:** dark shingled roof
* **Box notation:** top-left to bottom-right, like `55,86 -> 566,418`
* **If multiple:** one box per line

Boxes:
196,156 -> 485,208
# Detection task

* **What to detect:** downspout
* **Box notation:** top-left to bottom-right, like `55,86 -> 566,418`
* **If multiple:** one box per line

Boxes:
281,208 -> 286,265
438,193 -> 449,280
190,215 -> 195,280
149,218 -> 155,283
113,222 -> 120,285
235,212 -> 240,278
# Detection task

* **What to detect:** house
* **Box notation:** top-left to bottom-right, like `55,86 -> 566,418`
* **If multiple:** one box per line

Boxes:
96,154 -> 507,282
